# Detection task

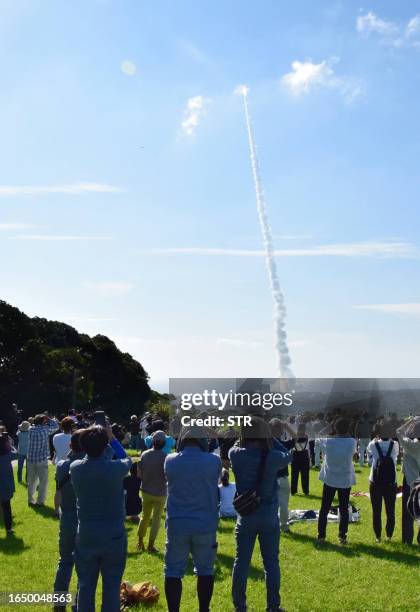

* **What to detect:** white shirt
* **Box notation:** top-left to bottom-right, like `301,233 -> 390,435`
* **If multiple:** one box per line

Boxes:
399,438 -> 420,487
219,483 -> 237,517
318,437 -> 356,489
52,433 -> 72,464
367,439 -> 399,483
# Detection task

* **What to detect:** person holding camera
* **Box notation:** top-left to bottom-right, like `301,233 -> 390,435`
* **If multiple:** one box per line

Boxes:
229,416 -> 291,612
27,414 -> 59,506
70,425 -> 131,612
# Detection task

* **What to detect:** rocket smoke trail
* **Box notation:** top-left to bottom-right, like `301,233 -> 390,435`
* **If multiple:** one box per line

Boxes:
237,85 -> 294,379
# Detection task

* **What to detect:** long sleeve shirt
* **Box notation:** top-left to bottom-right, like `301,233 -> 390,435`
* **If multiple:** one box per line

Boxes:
27,419 -> 59,463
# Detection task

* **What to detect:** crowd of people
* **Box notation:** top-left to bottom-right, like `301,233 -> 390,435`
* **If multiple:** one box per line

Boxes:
0,408 -> 419,612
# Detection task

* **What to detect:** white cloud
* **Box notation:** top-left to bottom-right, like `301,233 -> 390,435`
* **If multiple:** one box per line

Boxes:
121,60 -> 137,76
281,58 -> 362,103
357,12 -> 398,36
84,281 -> 135,297
10,235 -> 113,241
143,241 -> 418,259
0,223 -> 35,230
406,15 -> 420,38
181,95 -> 211,136
0,183 -> 123,197
355,303 -> 420,316
357,12 -> 420,47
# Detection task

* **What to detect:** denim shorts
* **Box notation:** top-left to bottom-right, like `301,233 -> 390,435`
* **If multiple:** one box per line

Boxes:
164,532 -> 218,578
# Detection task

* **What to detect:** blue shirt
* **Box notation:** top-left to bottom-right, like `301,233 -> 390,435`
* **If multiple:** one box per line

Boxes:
164,446 -> 222,535
56,451 -> 85,524
70,451 -> 131,529
229,440 -> 291,521
145,435 -> 175,455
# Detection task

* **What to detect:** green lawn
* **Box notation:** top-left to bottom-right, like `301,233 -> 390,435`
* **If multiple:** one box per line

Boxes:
0,464 -> 419,612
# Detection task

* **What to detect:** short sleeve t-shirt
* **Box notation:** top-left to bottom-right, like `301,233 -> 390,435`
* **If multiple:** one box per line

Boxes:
53,433 -> 72,464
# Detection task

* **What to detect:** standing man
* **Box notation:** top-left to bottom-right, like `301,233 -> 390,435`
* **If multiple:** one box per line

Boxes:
27,414 -> 59,506
397,416 -> 420,545
355,412 -> 372,468
137,430 -> 167,552
70,426 -> 131,612
164,426 -> 221,612
317,418 -> 356,544
53,430 -> 85,610
16,421 -> 30,483
129,415 -> 141,451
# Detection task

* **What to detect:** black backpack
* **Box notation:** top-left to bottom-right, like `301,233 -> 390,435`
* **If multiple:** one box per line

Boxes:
372,441 -> 396,486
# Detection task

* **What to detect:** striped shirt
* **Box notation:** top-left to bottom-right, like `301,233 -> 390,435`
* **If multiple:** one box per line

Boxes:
27,420 -> 59,463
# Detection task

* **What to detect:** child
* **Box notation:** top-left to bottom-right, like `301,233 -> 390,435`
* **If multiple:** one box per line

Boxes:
124,462 -> 142,522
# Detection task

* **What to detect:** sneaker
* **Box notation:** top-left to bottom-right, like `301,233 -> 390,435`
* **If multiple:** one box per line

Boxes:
338,536 -> 347,545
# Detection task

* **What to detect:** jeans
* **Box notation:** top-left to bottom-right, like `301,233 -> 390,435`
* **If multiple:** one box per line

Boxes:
17,454 -> 27,482
358,438 -> 370,467
1,500 -> 12,531
277,477 -> 290,529
369,481 -> 397,539
232,517 -> 280,612
54,519 -> 77,592
318,484 -> 351,539
314,439 -> 321,468
164,531 -> 218,578
291,453 -> 310,495
129,434 -> 141,450
75,527 -> 127,612
138,491 -> 166,546
27,461 -> 49,504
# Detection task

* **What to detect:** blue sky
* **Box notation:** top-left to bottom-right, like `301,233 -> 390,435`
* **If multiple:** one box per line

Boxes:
1,0 -> 420,389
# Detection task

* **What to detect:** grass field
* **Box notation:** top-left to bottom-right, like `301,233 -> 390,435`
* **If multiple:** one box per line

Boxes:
0,463 -> 419,612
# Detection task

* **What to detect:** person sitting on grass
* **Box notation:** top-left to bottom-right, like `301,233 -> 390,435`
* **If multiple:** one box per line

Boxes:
219,468 -> 237,518
137,430 -> 167,552
367,421 -> 399,543
0,432 -> 18,535
229,416 -> 291,612
317,418 -> 356,545
70,425 -> 131,612
124,461 -> 142,522
53,429 -> 86,612
164,425 -> 222,612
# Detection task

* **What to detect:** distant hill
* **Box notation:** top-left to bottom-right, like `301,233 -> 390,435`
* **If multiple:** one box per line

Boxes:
0,300 -> 150,426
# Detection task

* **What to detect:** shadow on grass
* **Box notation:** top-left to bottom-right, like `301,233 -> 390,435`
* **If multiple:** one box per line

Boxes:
216,551 -> 265,580
30,505 -> 58,520
287,531 -> 420,566
0,533 -> 28,555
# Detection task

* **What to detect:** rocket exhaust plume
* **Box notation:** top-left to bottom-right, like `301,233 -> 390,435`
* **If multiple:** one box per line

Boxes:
236,84 -> 294,379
